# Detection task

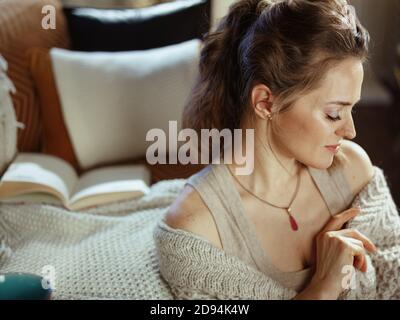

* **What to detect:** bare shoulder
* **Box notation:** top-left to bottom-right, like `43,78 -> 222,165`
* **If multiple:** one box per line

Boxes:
164,185 -> 222,249
337,140 -> 375,196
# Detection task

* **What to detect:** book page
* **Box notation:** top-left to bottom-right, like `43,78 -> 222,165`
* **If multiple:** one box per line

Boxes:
0,192 -> 63,206
70,165 -> 151,205
0,153 -> 78,201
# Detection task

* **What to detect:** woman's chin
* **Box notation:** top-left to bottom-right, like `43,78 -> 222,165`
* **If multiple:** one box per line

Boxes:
303,156 -> 334,170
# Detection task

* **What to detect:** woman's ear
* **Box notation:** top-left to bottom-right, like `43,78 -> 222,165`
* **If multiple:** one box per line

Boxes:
251,84 -> 274,120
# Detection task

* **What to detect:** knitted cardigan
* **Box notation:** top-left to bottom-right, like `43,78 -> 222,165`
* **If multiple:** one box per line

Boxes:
154,166 -> 400,300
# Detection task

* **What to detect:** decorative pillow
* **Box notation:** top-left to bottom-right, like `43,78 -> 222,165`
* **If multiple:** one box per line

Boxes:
50,39 -> 201,171
0,0 -> 70,152
0,55 -> 19,175
28,48 -> 81,172
63,0 -> 210,51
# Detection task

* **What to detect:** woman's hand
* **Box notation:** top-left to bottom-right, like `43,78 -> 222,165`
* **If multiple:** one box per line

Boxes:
295,207 -> 377,300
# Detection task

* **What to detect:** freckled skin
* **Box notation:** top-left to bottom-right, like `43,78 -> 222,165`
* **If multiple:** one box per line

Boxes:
270,57 -> 364,170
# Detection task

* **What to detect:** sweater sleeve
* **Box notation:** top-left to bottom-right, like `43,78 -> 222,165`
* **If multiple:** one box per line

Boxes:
153,220 -> 297,300
347,167 -> 400,299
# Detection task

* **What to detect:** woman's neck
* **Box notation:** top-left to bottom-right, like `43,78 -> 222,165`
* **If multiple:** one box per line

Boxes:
227,120 -> 303,201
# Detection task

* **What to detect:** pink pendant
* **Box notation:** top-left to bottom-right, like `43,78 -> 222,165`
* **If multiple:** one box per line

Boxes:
288,214 -> 299,231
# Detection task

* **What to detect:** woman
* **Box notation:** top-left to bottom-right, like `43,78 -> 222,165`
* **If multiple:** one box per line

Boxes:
154,0 -> 400,299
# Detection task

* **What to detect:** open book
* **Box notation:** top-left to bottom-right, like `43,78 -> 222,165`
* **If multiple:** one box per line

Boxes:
0,153 -> 151,210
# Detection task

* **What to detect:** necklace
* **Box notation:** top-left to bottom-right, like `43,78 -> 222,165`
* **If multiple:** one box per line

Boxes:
227,164 -> 302,231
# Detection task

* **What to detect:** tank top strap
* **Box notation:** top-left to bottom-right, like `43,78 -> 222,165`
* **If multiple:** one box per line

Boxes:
307,156 -> 355,216
185,165 -> 256,266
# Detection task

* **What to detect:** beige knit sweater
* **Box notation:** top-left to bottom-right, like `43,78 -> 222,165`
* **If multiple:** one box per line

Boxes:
154,166 -> 400,300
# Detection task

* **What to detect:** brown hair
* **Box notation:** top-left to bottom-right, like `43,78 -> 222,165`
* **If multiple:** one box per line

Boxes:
182,0 -> 370,134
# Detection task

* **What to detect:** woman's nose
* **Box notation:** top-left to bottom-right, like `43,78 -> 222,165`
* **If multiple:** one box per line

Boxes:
336,115 -> 357,140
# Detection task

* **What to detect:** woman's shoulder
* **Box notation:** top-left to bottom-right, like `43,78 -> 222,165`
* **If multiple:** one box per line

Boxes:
335,140 -> 375,196
164,183 -> 223,249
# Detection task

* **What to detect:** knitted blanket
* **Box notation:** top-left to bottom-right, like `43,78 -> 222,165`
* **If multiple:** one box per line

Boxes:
154,166 -> 400,300
0,180 -> 185,299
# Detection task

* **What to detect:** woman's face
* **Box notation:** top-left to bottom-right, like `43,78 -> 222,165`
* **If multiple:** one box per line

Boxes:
272,57 -> 364,169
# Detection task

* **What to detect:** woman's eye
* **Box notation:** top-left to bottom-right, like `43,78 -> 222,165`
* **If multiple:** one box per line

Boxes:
326,106 -> 356,122
326,112 -> 341,122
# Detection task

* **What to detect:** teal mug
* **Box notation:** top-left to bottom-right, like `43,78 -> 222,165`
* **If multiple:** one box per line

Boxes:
0,272 -> 52,300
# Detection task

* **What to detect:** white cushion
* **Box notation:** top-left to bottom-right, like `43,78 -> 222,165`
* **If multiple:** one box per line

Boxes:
51,39 -> 200,170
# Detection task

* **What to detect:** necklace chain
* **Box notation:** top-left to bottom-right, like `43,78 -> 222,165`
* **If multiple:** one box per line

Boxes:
226,163 -> 302,210
228,114 -> 302,231
227,164 -> 301,232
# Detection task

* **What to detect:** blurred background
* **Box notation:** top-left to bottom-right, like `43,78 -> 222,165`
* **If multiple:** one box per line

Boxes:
1,0 -> 399,205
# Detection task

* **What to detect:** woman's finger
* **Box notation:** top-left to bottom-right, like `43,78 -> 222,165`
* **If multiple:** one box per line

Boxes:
337,229 -> 377,253
336,235 -> 367,272
353,254 -> 364,271
321,207 -> 361,233
346,237 -> 364,249
348,240 -> 368,273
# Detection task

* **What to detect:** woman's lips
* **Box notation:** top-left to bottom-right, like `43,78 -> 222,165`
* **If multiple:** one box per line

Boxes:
325,145 -> 341,154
